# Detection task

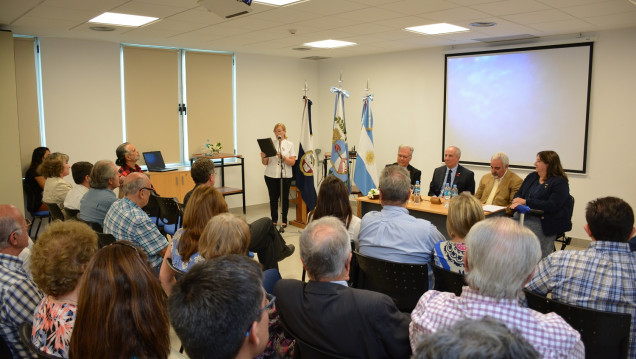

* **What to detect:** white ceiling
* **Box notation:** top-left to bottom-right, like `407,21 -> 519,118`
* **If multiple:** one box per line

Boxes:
1,0 -> 635,59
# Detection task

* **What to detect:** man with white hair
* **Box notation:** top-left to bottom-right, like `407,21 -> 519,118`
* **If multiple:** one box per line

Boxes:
428,146 -> 475,196
274,217 -> 411,358
410,217 -> 584,358
474,152 -> 523,206
387,144 -> 421,186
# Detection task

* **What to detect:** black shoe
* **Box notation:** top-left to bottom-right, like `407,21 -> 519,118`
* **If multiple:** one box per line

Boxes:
277,244 -> 295,261
282,223 -> 287,228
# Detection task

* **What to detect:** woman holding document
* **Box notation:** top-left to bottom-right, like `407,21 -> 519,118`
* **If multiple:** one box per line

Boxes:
261,123 -> 296,228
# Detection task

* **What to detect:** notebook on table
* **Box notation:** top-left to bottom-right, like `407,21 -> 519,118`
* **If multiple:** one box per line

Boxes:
142,151 -> 178,172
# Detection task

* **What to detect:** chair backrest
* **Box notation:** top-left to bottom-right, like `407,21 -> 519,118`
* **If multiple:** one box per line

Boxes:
0,331 -> 12,359
19,321 -> 61,359
352,251 -> 428,312
431,265 -> 465,296
166,257 -> 187,276
43,202 -> 65,221
524,289 -> 632,359
97,233 -> 116,248
78,219 -> 103,233
62,208 -> 79,221
154,195 -> 183,236
278,316 -> 351,359
142,193 -> 161,226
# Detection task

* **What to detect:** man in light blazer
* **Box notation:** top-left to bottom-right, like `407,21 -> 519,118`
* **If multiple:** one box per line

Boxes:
428,146 -> 475,196
474,152 -> 522,206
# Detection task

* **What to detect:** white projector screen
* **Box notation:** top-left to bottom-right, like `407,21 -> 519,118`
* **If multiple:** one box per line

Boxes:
443,42 -> 593,173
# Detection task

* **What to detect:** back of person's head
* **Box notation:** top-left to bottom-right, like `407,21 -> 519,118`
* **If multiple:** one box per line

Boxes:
29,147 -> 50,170
122,173 -> 148,196
89,160 -> 116,189
586,196 -> 635,243
168,255 -> 265,359
70,161 -> 93,185
39,152 -> 69,178
115,142 -> 130,166
31,221 -> 98,297
446,193 -> 485,239
69,241 -> 170,359
465,217 -> 540,299
191,158 -> 215,185
0,212 -> 21,250
379,165 -> 411,204
413,317 -> 540,359
300,216 -> 350,281
537,150 -> 568,182
179,186 -> 228,261
310,175 -> 353,228
199,213 -> 249,260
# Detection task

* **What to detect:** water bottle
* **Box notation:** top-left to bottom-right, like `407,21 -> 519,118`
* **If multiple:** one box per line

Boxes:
443,183 -> 451,207
414,181 -> 421,204
451,184 -> 458,198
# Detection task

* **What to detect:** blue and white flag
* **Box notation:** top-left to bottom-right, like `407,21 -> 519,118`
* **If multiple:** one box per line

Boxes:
328,86 -> 350,193
294,97 -> 317,211
354,95 -> 378,195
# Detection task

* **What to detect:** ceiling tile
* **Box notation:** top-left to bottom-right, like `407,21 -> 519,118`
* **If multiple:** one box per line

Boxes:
502,9 -> 574,24
471,0 -> 552,16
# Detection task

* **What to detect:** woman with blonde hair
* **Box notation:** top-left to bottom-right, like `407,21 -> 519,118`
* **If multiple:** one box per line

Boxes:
40,152 -> 72,209
199,213 -> 250,259
30,221 -> 98,358
433,192 -> 485,273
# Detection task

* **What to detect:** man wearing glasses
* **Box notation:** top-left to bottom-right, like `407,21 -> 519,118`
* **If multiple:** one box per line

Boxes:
387,144 -> 421,186
0,204 -> 44,358
104,172 -> 168,274
168,255 -> 270,359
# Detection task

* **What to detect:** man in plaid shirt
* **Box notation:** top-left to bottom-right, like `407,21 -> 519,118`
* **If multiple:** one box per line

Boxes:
0,204 -> 43,358
410,217 -> 584,358
526,196 -> 636,358
104,173 -> 168,274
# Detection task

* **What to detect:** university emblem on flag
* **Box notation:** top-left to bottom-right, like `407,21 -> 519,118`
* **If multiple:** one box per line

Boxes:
300,151 -> 315,176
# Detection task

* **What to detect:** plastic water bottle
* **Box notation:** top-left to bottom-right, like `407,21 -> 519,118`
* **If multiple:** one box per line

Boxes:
414,181 -> 421,204
443,183 -> 451,207
451,184 -> 458,198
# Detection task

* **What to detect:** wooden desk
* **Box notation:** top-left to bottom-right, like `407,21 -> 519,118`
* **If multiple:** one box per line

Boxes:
356,196 -> 505,240
191,153 -> 246,214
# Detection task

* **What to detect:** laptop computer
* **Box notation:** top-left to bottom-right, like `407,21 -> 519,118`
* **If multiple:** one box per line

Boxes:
142,151 -> 178,172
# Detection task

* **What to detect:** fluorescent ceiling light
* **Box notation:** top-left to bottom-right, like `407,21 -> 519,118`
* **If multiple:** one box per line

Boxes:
304,39 -> 356,48
405,23 -> 469,35
254,0 -> 305,5
89,12 -> 158,27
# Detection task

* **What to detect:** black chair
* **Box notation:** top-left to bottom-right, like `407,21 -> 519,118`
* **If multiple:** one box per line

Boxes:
22,178 -> 51,240
352,251 -> 428,312
431,265 -> 465,296
62,208 -> 79,220
524,289 -> 632,359
42,202 -> 64,222
28,209 -> 50,240
0,333 -> 12,359
143,193 -> 161,229
80,220 -> 103,233
554,195 -> 575,250
19,321 -> 60,359
153,195 -> 183,237
97,233 -> 116,248
279,317 -> 351,359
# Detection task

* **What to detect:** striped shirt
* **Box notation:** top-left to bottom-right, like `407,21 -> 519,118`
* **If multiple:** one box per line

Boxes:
526,241 -> 636,358
410,287 -> 584,358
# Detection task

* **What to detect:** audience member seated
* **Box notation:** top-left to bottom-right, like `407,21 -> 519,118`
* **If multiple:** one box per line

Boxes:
168,255 -> 269,359
428,146 -> 475,196
511,150 -> 572,258
0,204 -> 43,358
526,196 -> 636,357
413,317 -> 540,359
41,152 -> 72,209
386,144 -> 421,186
103,173 -> 168,274
274,217 -> 412,358
410,217 -> 584,358
63,161 -> 93,211
630,236 -> 636,252
359,165 -> 444,287
24,147 -> 50,213
115,142 -> 142,177
79,160 -> 121,228
183,157 -> 215,208
308,175 -> 361,242
433,192 -> 484,273
30,221 -> 98,358
474,152 -> 523,206
69,241 -> 170,359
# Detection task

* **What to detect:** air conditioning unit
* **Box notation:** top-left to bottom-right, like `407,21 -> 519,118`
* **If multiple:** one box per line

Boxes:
198,0 -> 253,19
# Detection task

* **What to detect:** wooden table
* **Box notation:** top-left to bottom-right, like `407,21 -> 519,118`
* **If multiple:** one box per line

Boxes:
356,196 -> 505,240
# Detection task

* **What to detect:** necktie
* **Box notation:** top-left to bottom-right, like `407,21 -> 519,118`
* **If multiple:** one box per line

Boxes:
486,178 -> 499,205
441,169 -> 453,196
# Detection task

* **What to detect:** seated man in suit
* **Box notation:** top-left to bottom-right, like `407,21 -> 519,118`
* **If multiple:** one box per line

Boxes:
387,144 -> 421,186
274,217 -> 412,358
79,160 -> 121,228
359,165 -> 444,287
168,255 -> 269,359
410,217 -> 584,358
526,196 -> 636,357
428,146 -> 475,196
474,152 -> 522,206
183,157 -> 215,208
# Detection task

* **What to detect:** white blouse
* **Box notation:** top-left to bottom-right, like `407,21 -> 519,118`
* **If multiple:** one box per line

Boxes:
264,138 -> 296,179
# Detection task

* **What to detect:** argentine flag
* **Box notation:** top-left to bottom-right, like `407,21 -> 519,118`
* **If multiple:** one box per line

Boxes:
294,97 -> 317,211
354,95 -> 378,195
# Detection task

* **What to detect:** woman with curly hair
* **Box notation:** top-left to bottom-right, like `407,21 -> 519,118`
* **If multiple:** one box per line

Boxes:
30,221 -> 98,358
40,152 -> 72,209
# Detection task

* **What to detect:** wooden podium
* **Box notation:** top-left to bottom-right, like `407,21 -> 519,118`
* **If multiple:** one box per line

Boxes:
289,185 -> 308,229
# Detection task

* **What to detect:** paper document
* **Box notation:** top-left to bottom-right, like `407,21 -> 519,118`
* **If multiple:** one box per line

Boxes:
483,205 -> 506,212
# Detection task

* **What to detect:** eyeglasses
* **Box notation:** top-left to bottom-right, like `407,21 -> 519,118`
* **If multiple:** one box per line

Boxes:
108,241 -> 142,259
25,218 -> 32,229
139,187 -> 153,193
246,293 -> 276,337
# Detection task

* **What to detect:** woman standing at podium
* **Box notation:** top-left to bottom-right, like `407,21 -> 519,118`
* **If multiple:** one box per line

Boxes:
261,123 -> 296,228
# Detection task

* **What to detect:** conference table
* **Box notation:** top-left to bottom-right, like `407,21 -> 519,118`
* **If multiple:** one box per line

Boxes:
356,196 -> 506,240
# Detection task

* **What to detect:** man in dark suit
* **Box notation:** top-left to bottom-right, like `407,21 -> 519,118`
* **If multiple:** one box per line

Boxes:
387,144 -> 421,186
427,146 -> 475,196
274,217 -> 411,358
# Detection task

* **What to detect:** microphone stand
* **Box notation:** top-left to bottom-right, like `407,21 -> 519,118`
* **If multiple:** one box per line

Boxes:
278,136 -> 284,233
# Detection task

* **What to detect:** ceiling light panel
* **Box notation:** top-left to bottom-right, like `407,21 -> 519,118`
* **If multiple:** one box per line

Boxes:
304,39 -> 357,48
405,23 -> 469,35
89,12 -> 158,27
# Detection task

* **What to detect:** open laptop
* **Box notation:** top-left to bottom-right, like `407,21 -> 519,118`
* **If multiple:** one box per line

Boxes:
142,151 -> 178,172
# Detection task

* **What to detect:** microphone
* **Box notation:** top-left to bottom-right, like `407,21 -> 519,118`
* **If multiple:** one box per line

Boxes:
277,135 -> 282,140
